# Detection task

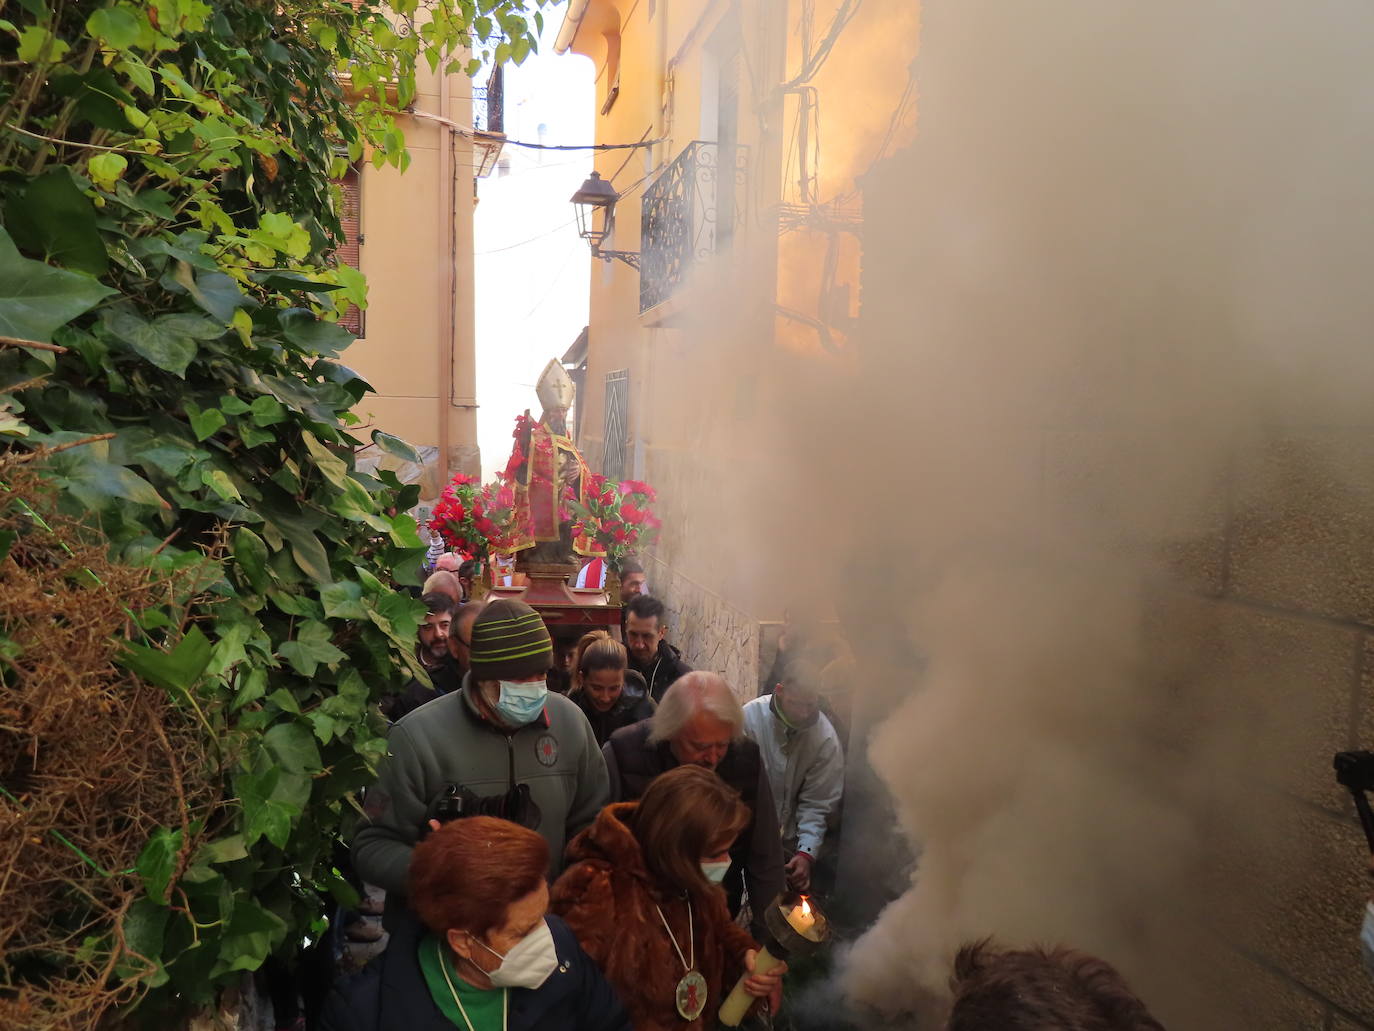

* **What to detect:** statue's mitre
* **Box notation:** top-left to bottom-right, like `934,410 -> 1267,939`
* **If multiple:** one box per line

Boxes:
536,358 -> 575,413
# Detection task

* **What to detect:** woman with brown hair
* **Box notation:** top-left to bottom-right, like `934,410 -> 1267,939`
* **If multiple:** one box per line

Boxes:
551,765 -> 785,1031
569,630 -> 655,746
321,816 -> 629,1031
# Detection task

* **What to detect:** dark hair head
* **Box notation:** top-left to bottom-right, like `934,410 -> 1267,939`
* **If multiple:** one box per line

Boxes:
947,939 -> 1166,1031
409,816 -> 549,938
632,765 -> 749,898
421,592 -> 457,618
625,593 -> 667,625
458,559 -> 478,579
618,558 -> 644,577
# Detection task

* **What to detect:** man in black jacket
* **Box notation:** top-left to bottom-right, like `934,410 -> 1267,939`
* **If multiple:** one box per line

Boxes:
602,672 -> 785,926
623,594 -> 692,702
387,593 -> 464,721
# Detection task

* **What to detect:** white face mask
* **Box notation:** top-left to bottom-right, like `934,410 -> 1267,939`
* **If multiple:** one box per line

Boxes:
475,918 -> 559,989
1361,901 -> 1374,977
701,859 -> 731,884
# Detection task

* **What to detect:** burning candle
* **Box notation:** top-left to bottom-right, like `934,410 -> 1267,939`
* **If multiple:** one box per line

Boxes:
786,896 -> 820,941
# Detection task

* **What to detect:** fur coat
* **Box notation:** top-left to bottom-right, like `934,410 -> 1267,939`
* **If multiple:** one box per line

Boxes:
551,803 -> 759,1031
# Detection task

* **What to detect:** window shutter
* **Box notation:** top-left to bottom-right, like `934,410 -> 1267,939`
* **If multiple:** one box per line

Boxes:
336,166 -> 364,338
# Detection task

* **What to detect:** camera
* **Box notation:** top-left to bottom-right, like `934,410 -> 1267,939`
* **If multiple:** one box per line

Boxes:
422,781 -> 542,836
1335,751 -> 1374,793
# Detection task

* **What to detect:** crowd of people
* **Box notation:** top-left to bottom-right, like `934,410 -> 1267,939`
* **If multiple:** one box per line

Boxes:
314,555 -> 1166,1031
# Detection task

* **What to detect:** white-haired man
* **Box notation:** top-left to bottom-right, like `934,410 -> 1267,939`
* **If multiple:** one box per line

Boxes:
602,672 -> 785,923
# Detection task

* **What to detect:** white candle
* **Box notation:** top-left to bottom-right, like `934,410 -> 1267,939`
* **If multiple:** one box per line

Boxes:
786,897 -> 820,940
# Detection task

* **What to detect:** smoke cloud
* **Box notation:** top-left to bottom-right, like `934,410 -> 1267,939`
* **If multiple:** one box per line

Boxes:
632,0 -> 1374,1025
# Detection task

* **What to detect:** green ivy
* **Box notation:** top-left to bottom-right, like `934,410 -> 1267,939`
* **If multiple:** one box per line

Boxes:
0,0 -> 547,1021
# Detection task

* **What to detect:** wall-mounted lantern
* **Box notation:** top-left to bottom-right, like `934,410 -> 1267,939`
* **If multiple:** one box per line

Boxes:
570,171 -> 639,269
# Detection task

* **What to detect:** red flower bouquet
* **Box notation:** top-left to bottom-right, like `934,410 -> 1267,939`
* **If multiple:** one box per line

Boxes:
570,475 -> 662,571
428,474 -> 491,560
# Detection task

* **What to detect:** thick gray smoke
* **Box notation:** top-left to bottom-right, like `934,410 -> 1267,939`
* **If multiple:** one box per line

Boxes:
634,0 -> 1374,1026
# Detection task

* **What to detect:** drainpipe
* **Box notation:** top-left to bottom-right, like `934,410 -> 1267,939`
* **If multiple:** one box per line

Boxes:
437,64 -> 454,484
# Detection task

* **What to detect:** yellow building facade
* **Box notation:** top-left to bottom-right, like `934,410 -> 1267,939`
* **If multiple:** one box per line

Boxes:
556,0 -> 917,689
343,49 -> 496,495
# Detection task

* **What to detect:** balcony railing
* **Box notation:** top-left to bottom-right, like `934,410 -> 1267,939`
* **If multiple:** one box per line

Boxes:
639,141 -> 748,314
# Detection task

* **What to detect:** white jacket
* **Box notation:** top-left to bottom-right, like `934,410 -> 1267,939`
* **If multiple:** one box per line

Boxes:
741,696 -> 844,860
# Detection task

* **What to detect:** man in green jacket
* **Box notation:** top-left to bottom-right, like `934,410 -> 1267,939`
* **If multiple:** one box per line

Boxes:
353,599 -> 610,901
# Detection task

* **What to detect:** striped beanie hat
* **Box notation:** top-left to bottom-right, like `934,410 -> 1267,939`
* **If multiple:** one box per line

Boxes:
468,599 -> 553,682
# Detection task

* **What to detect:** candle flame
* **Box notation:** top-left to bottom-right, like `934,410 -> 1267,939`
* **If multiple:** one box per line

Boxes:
800,897 -> 812,917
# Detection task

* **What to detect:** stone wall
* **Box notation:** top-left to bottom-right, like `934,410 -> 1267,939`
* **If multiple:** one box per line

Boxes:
643,552 -> 762,699
1136,433 -> 1374,1029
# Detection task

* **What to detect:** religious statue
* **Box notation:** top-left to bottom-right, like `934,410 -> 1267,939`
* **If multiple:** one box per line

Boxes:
503,359 -> 604,569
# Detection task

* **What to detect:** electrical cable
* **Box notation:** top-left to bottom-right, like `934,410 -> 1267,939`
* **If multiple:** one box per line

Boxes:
407,107 -> 664,151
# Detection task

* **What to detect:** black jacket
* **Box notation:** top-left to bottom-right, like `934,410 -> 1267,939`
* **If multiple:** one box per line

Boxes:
601,720 -> 785,921
318,915 -> 630,1031
571,689 -> 655,748
388,654 -> 464,722
627,641 -> 692,702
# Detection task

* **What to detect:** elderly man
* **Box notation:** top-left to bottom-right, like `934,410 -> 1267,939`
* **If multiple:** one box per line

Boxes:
354,599 -> 610,910
602,672 -> 785,922
742,661 -> 844,894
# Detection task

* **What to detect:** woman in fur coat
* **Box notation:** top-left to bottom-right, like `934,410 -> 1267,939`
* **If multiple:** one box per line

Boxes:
551,766 -> 785,1031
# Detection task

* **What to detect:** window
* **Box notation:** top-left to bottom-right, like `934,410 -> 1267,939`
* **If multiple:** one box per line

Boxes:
336,165 -> 364,338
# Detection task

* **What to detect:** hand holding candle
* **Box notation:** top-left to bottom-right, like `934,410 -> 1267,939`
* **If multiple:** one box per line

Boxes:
718,895 -> 830,1027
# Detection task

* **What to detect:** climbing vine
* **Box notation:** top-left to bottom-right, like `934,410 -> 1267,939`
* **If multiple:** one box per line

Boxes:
0,0 -> 547,1024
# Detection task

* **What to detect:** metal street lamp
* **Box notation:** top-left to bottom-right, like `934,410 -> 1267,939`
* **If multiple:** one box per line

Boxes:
570,171 -> 639,269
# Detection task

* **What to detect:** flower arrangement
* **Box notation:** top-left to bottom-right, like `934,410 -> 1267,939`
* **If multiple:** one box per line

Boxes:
570,475 -> 663,571
427,473 -> 494,559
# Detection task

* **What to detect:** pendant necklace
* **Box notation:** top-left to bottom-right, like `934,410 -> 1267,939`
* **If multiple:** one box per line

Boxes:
439,946 -> 508,1031
654,897 -> 708,1021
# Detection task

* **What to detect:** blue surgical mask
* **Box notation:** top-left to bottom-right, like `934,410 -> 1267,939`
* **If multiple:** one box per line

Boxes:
1361,901 -> 1374,977
701,859 -> 731,884
496,679 -> 548,726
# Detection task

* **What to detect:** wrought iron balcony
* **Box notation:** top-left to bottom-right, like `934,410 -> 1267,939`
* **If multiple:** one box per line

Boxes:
639,141 -> 748,314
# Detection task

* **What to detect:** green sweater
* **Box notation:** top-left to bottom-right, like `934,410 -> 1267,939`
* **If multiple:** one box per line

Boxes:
353,683 -> 610,895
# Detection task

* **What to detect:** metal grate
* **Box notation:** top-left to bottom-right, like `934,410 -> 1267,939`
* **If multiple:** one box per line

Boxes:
639,141 -> 748,313
602,369 -> 629,481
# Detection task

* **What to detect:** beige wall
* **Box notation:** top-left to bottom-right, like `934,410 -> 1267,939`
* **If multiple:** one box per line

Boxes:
347,45 -> 481,490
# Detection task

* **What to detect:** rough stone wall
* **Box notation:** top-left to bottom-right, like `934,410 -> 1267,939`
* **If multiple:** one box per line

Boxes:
643,553 -> 761,699
1136,433 -> 1374,1030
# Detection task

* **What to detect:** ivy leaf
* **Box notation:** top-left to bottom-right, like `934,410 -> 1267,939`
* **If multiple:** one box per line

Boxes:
183,269 -> 250,323
321,580 -> 368,620
4,167 -> 108,275
278,620 -> 347,677
371,429 -> 419,463
279,307 -> 354,357
87,153 -> 129,191
117,899 -> 170,987
249,395 -> 286,426
212,895 -> 288,976
231,528 -> 271,593
135,827 -> 183,901
59,459 -> 166,512
263,720 -> 323,773
103,307 -> 198,376
119,626 -> 213,695
87,7 -> 142,49
202,467 -> 241,501
302,431 -> 348,489
0,227 -> 114,343
186,404 -> 226,441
